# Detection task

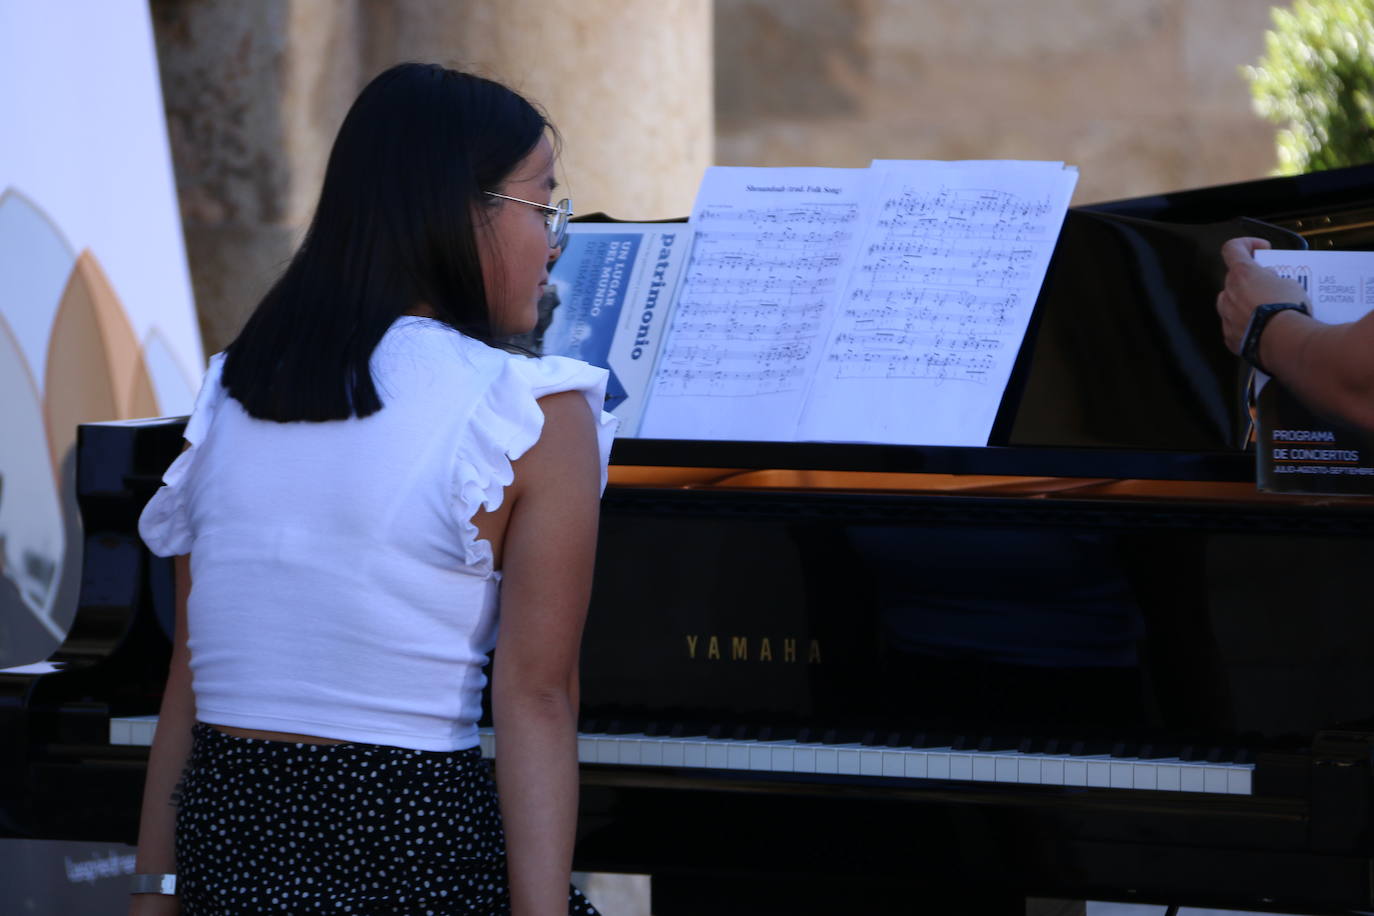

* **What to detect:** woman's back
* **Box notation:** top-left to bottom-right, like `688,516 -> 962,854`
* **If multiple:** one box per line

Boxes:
139,316 -> 614,752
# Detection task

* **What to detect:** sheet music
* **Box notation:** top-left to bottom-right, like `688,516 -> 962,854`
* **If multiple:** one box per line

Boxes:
637,167 -> 871,440
796,160 -> 1078,445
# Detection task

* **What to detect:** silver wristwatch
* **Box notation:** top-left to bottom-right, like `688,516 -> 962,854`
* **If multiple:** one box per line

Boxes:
129,873 -> 177,895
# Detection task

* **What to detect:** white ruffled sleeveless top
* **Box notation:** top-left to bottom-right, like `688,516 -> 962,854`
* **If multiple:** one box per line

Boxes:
138,317 -> 617,751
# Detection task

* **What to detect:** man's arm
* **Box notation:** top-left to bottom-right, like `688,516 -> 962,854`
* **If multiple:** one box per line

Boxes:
1218,237 -> 1374,431
492,390 -> 600,916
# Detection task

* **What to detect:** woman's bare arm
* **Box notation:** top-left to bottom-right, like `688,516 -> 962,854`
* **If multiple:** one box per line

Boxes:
492,390 -> 601,916
129,554 -> 194,915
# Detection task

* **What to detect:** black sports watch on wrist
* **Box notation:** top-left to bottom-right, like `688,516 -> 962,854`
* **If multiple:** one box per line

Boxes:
1240,301 -> 1309,375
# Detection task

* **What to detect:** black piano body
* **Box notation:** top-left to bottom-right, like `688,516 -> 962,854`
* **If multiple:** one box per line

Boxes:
6,165 -> 1374,914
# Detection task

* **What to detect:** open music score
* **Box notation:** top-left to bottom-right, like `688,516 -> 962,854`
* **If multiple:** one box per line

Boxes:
636,161 -> 1077,446
635,167 -> 871,441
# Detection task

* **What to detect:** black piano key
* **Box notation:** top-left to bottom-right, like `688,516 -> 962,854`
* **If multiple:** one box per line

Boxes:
1233,748 -> 1254,766
1179,744 -> 1202,762
1041,738 -> 1064,755
821,728 -> 864,745
1110,740 -> 1138,759
606,719 -> 641,735
951,734 -> 977,751
860,731 -> 884,747
756,726 -> 798,742
795,727 -> 822,744
643,721 -> 668,737
1205,745 -> 1235,764
1069,738 -> 1112,757
911,731 -> 955,749
580,718 -> 604,734
1136,742 -> 1179,760
977,735 -> 1019,752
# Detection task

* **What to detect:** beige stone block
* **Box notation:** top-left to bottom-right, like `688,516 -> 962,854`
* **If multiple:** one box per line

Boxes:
150,0 -> 294,226
363,0 -> 714,221
182,224 -> 299,354
865,0 -> 1175,60
280,0 -> 363,226
860,0 -> 1189,122
715,0 -> 868,125
1180,0 -> 1287,117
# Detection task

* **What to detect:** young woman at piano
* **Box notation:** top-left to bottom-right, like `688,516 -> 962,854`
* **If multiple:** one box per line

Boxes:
130,63 -> 613,915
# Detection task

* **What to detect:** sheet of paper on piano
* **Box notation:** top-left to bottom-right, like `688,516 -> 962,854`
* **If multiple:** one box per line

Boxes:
638,166 -> 872,441
637,160 -> 1077,446
798,159 -> 1077,445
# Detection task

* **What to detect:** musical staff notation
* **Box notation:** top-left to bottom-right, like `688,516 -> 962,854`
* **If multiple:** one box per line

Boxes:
635,161 -> 1077,445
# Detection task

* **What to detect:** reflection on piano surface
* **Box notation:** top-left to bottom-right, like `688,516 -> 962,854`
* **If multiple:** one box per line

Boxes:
8,165 -> 1374,915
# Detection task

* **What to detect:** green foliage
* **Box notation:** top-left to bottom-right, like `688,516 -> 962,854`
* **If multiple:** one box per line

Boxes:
1245,0 -> 1374,175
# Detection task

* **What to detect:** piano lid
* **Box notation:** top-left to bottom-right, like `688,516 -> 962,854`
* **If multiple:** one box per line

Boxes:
608,164 -> 1374,480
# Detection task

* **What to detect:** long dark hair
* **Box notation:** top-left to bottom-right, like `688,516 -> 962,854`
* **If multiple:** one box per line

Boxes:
221,63 -> 550,421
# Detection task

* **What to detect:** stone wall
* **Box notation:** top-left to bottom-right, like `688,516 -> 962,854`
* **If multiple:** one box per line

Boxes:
153,0 -> 1289,351
715,0 -> 1284,204
150,0 -> 712,353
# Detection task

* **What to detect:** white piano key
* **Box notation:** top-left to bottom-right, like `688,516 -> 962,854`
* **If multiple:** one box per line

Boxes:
860,749 -> 883,777
904,751 -> 928,779
1040,758 -> 1065,786
1063,760 -> 1087,786
596,737 -> 620,764
881,750 -> 906,778
660,738 -> 686,767
1086,760 -> 1111,788
106,717 -> 1254,797
617,738 -> 643,766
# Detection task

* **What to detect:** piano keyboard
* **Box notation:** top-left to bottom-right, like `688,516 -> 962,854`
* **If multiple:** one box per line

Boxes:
110,716 -> 1254,795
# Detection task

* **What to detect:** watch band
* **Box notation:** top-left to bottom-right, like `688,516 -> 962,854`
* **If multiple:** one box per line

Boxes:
1240,301 -> 1309,375
129,873 -> 177,895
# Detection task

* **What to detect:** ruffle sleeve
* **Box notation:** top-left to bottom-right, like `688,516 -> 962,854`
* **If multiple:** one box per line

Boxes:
137,352 -> 227,557
452,353 -> 618,570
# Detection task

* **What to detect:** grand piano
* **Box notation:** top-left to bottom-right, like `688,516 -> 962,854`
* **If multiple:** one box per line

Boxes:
5,165 -> 1374,915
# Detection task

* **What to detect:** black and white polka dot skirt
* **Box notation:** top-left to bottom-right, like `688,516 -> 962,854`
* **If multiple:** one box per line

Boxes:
175,723 -> 601,915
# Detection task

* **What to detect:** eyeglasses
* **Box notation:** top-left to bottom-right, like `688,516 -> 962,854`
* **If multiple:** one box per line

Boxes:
484,192 -> 573,250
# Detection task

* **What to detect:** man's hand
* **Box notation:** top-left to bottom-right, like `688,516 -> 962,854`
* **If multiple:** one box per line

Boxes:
1216,236 -> 1310,354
